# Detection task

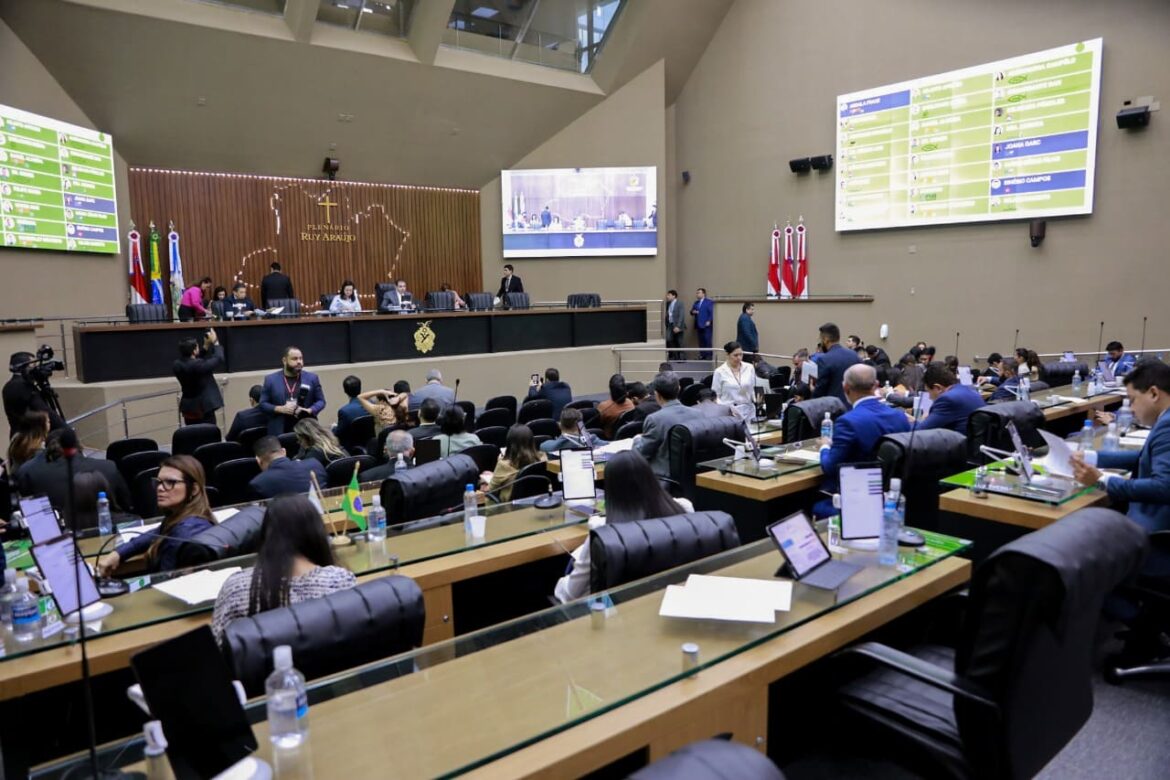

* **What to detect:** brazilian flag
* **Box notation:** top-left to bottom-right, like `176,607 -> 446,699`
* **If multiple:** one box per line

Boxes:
343,470 -> 366,531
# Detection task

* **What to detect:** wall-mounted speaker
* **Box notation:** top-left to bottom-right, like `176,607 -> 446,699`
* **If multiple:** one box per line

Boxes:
789,158 -> 811,174
322,157 -> 340,180
1116,105 -> 1151,129
682,170 -> 691,184
809,154 -> 834,171
1029,219 -> 1046,248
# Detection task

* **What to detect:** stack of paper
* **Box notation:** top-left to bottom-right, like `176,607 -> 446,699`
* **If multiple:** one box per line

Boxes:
152,567 -> 242,605
1037,431 -> 1075,478
658,574 -> 792,624
777,448 -> 821,464
212,507 -> 239,524
596,438 -> 637,455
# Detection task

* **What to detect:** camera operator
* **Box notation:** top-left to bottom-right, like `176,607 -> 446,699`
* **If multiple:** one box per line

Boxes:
3,349 -> 66,432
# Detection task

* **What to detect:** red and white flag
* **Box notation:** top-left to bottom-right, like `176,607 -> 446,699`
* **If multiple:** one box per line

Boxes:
780,223 -> 796,299
766,227 -> 782,297
794,219 -> 809,299
127,226 -> 149,305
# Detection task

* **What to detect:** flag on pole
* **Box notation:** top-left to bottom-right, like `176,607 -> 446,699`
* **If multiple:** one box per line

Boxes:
342,468 -> 367,531
766,226 -> 782,298
168,223 -> 185,320
147,222 -> 164,305
780,222 -> 796,299
127,225 -> 149,305
795,218 -> 809,298
306,483 -> 325,516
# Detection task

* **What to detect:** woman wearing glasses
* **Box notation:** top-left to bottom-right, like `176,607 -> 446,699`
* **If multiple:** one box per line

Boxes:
96,455 -> 214,575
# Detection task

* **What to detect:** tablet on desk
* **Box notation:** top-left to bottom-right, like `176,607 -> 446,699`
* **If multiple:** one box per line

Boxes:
767,511 -> 861,590
838,464 -> 884,541
559,448 -> 598,503
29,535 -> 100,618
19,495 -> 61,544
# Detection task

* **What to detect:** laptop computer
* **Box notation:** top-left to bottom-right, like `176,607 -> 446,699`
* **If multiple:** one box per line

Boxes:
767,511 -> 862,590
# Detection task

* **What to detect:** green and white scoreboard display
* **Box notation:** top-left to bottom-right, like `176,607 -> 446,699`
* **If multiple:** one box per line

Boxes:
0,104 -> 119,254
836,39 -> 1102,231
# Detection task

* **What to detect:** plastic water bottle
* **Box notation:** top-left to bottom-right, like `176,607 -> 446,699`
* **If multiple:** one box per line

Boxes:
11,578 -> 41,643
266,645 -> 308,747
96,491 -> 114,537
879,479 -> 903,567
1019,375 -> 1030,402
1079,420 -> 1095,452
463,484 -> 477,533
366,495 -> 387,542
0,569 -> 18,629
1116,399 -> 1134,435
1102,422 -> 1120,452
1071,370 -> 1082,395
820,412 -> 834,442
394,452 -> 409,473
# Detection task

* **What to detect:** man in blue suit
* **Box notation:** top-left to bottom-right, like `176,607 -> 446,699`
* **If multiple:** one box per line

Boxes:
814,364 -> 911,518
249,435 -> 327,499
1103,340 -> 1137,377
259,346 -> 326,435
736,303 -> 759,357
334,374 -> 365,441
690,288 -> 714,360
526,367 -> 573,420
1073,359 -> 1170,576
811,322 -> 860,405
918,363 -> 986,435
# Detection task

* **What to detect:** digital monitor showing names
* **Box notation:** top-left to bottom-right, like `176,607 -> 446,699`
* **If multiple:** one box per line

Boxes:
835,39 -> 1102,232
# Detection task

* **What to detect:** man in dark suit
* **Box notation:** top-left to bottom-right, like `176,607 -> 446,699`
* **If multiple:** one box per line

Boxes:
815,364 -> 910,518
626,382 -> 661,420
226,385 -> 268,442
635,372 -> 702,477
497,264 -> 523,300
334,375 -> 365,442
736,302 -> 759,358
249,435 -> 326,499
811,322 -> 861,404
362,430 -> 415,482
526,367 -> 572,420
690,288 -> 714,360
917,363 -> 986,435
259,262 -> 294,309
173,328 -> 224,426
222,282 -> 258,320
379,279 -> 414,312
409,398 -> 442,441
18,428 -> 132,514
664,289 -> 686,360
259,346 -> 326,435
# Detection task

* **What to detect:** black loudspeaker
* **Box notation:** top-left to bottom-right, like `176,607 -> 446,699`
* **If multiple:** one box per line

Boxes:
322,157 -> 340,180
789,157 -> 811,174
1116,105 -> 1151,129
682,170 -> 691,185
1029,219 -> 1046,248
810,154 -> 834,171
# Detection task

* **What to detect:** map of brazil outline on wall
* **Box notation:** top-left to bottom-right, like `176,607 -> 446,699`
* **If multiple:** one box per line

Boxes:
835,39 -> 1102,232
0,103 -> 119,254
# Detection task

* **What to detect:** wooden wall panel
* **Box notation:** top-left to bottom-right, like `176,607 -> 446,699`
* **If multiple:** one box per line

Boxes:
128,169 -> 482,309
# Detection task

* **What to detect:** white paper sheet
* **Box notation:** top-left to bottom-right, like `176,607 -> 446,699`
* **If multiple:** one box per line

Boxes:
1121,436 -> 1147,448
1037,430 -> 1075,478
152,567 -> 242,605
115,522 -> 161,546
658,584 -> 776,623
596,438 -> 637,455
801,360 -> 819,383
776,448 -> 822,464
212,507 -> 239,524
1124,428 -> 1150,440
684,574 -> 793,612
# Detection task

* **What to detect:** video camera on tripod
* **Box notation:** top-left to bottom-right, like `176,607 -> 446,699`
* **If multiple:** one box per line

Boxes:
13,345 -> 65,383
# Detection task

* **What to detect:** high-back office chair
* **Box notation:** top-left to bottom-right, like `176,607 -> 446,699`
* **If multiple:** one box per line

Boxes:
424,291 -> 456,311
177,505 -> 266,567
784,397 -> 847,443
118,450 -> 168,491
484,394 -> 518,421
125,303 -> 170,323
105,438 -> 158,469
629,739 -> 785,780
566,399 -> 597,411
209,300 -> 228,320
338,415 -> 376,454
616,407 -> 644,428
193,441 -> 246,487
466,292 -> 494,311
680,383 -> 704,407
508,461 -> 552,501
475,407 -> 513,430
236,426 -> 267,453
504,292 -> 531,310
379,454 -> 479,524
172,424 -> 222,457
373,282 -> 395,311
266,297 -> 300,316
277,432 -> 300,458
213,458 -> 261,506
460,444 -> 500,475
836,508 -> 1147,780
566,293 -> 602,308
473,425 -> 508,449
875,430 -> 968,532
666,417 -> 742,501
518,399 -> 553,424
1040,361 -> 1089,388
318,294 -> 334,310
527,419 -> 560,438
580,407 -> 601,429
130,467 -> 161,518
222,576 -> 425,697
454,401 -> 476,431
1107,529 -> 1170,683
589,511 -> 740,593
326,455 -> 377,488
966,401 -> 1046,464
615,420 -> 643,440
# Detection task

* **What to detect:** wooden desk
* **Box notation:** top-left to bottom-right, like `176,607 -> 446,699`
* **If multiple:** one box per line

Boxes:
696,467 -> 822,503
939,486 -> 1108,530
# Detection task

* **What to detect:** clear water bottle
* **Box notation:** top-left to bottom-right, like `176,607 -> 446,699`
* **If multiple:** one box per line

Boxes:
1102,422 -> 1120,452
394,452 -> 409,473
463,484 -> 477,533
820,412 -> 834,442
1079,420 -> 1095,452
96,491 -> 114,537
11,578 -> 41,643
266,645 -> 308,747
879,479 -> 903,567
0,569 -> 18,629
1116,399 -> 1134,434
366,495 -> 386,542
1071,370 -> 1082,395
1019,375 -> 1031,402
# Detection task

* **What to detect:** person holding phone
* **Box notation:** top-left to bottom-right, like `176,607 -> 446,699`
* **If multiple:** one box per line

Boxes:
259,346 -> 326,435
525,367 -> 572,419
174,328 -> 224,425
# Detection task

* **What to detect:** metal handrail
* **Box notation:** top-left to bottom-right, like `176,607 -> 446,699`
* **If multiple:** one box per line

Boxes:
66,379 -> 229,443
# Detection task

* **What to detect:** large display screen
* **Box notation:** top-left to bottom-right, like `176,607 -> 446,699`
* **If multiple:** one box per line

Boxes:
835,39 -> 1102,232
0,104 -> 119,254
501,166 -> 657,258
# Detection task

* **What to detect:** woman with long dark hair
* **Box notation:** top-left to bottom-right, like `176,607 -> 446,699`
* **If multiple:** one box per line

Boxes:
6,410 -> 49,475
482,424 -> 546,501
553,450 -> 692,603
329,279 -> 362,314
211,494 -> 356,644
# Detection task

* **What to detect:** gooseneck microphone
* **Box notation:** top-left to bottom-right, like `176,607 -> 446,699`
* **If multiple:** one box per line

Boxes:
1141,316 -> 1148,356
1097,321 -> 1105,363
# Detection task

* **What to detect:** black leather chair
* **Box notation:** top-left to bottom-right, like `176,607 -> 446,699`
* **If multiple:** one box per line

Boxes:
236,426 -> 268,453
667,417 -> 741,501
504,292 -> 531,310
214,458 -> 261,506
131,467 -> 160,518
194,441 -> 246,487
629,739 -> 785,780
466,292 -> 494,311
317,294 -> 334,310
334,415 -> 373,454
222,576 -> 425,697
424,291 -> 457,311
118,450 -> 168,491
474,425 -> 508,449
1107,530 -> 1170,683
566,293 -> 601,308
566,399 -> 597,410
616,407 -> 644,428
277,432 -> 300,458
172,423 -> 222,456
966,401 -> 1046,464
461,443 -> 500,474
105,438 -> 158,469
508,461 -> 552,501
126,303 -> 170,323
527,419 -> 560,438
580,407 -> 600,429
454,401 -> 476,431
484,395 -> 518,422
700,374 -> 714,388
784,397 -> 847,444
589,511 -> 740,593
680,383 -> 704,406
518,399 -> 553,424
326,455 -> 377,488
836,508 -> 1147,780
176,505 -> 266,566
1040,361 -> 1089,389
475,408 -> 513,430
875,430 -> 968,532
614,420 -> 643,440
266,297 -> 301,316
380,454 -> 479,523
373,282 -> 395,312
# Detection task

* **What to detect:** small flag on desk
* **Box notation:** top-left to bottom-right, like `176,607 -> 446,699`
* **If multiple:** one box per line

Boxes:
306,484 -> 325,516
343,470 -> 366,531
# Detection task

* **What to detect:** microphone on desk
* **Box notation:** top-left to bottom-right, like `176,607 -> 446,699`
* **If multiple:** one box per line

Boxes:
1140,316 -> 1148,356
483,474 -> 561,509
954,332 -> 960,361
453,378 -> 461,404
1013,329 -> 1020,351
91,528 -> 236,596
1097,321 -> 1105,364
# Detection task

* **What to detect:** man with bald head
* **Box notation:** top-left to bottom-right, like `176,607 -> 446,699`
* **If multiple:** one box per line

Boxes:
814,364 -> 911,518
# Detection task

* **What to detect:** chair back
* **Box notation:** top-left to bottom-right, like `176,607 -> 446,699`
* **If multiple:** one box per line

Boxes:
527,419 -> 560,438
266,297 -> 301,316
954,508 -> 1146,778
326,455 -> 377,488
473,425 -> 508,449
566,293 -> 601,308
213,458 -> 261,506
176,505 -> 266,566
374,282 -> 395,309
580,407 -> 600,428
118,450 -> 168,490
484,395 -> 518,419
518,398 -> 553,423
318,294 -> 334,310
629,739 -> 785,780
966,401 -> 1045,463
466,292 -> 494,311
680,383 -> 704,407
566,399 -> 597,410
277,432 -> 300,459
338,415 -> 376,453
454,400 -> 476,431
589,511 -> 740,593
105,438 -> 158,468
222,576 -> 425,697
616,407 -> 643,428
784,397 -> 847,443
475,407 -> 513,430
194,441 -> 246,487
424,291 -> 456,311
236,426 -> 268,453
615,420 -> 644,440
172,424 -> 222,456
461,443 -> 500,474
666,417 -> 742,500
130,467 -> 160,518
875,430 -> 968,532
504,292 -> 531,310
126,303 -> 170,323
509,460 -> 551,501
1038,361 -> 1089,388
379,454 -> 479,523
